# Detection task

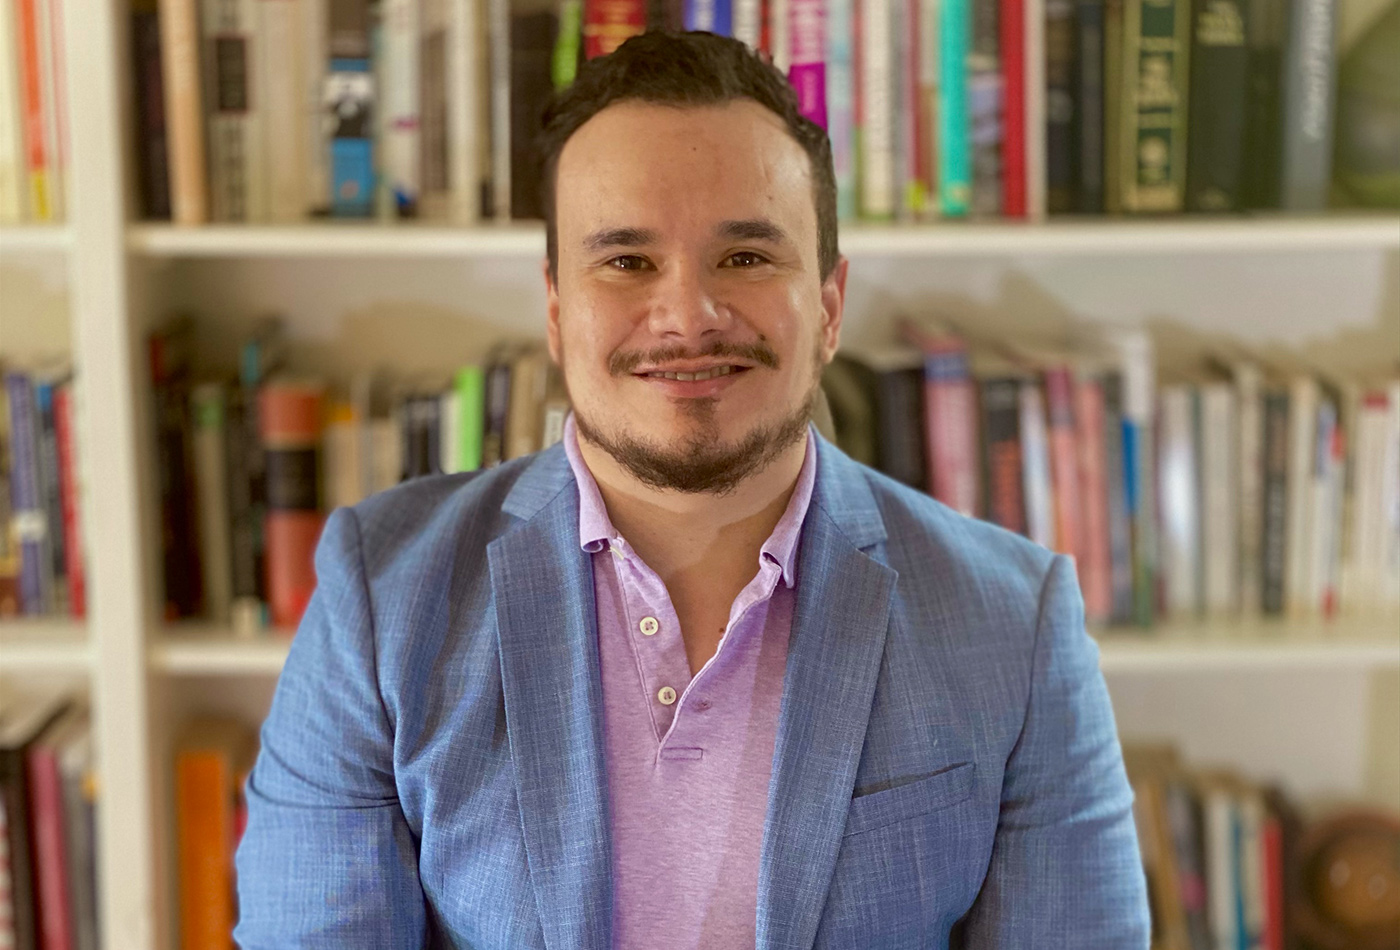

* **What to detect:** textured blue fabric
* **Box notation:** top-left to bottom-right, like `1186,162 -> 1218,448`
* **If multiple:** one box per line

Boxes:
233,435 -> 1149,950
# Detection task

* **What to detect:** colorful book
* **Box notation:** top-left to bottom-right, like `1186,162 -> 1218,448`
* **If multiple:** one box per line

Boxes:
937,0 -> 971,214
33,374 -> 66,615
967,0 -> 1002,217
26,704 -> 87,950
1000,0 -> 1026,217
36,0 -> 66,220
1102,372 -> 1136,624
904,325 -> 978,517
327,0 -> 375,217
260,380 -> 325,630
582,0 -> 645,59
789,0 -> 827,127
5,371 -> 51,616
1075,374 -> 1113,625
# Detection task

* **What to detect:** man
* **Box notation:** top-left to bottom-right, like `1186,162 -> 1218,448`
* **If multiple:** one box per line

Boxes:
235,32 -> 1148,949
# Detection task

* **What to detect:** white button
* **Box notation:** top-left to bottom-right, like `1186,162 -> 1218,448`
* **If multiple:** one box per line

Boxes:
657,686 -> 677,705
639,616 -> 660,636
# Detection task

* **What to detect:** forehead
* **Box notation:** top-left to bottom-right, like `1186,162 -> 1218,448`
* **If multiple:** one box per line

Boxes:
553,99 -> 817,241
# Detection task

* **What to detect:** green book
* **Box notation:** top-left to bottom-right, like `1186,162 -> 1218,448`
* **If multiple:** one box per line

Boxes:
455,366 -> 486,473
1116,0 -> 1192,211
938,0 -> 972,217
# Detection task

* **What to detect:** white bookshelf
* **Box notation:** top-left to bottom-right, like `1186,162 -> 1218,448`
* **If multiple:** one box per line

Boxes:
0,0 -> 1395,943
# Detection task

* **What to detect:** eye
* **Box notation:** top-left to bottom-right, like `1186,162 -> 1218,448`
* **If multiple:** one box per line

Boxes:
723,251 -> 769,268
607,255 -> 651,271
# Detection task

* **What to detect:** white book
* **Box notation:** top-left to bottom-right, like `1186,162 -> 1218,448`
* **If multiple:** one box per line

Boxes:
259,0 -> 309,221
0,0 -> 28,223
203,0 -> 262,221
1284,376 -> 1318,618
858,0 -> 894,217
1346,390 -> 1388,613
1158,385 -> 1200,618
1203,785 -> 1238,950
35,0 -> 65,220
1233,362 -> 1264,616
382,0 -> 421,215
304,0 -> 330,214
191,384 -> 232,624
1020,381 -> 1055,551
439,389 -> 461,474
370,415 -> 403,494
1201,382 -> 1238,616
446,0 -> 484,223
1311,399 -> 1343,617
488,0 -> 509,219
1238,791 -> 1266,950
733,0 -> 762,46
770,0 -> 791,73
323,404 -> 365,509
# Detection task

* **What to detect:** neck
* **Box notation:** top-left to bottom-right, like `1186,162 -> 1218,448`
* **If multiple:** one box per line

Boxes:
577,429 -> 809,584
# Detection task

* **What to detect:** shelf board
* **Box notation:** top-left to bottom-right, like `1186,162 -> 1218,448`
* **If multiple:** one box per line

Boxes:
0,225 -> 72,254
125,215 -> 1400,259
151,618 -> 1400,676
0,619 -> 91,671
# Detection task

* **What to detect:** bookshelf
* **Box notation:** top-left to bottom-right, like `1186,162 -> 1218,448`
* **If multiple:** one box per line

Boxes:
0,0 -> 1396,944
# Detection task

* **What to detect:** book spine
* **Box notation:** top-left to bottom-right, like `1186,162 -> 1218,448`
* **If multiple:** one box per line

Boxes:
827,0 -> 857,217
1019,381 -> 1055,549
447,0 -> 484,222
159,0 -> 209,223
131,0 -> 172,219
488,0 -> 509,216
1076,0 -> 1105,211
455,366 -> 485,472
327,0 -> 374,216
1076,375 -> 1113,624
1233,365 -> 1263,616
369,414 -> 403,493
981,377 -> 1026,534
937,0 -> 970,214
0,748 -> 38,950
1159,384 -> 1199,617
14,0 -> 51,219
223,387 -> 263,634
0,0 -> 29,222
5,372 -> 50,616
859,0 -> 895,217
191,384 -> 233,623
1311,401 -> 1341,617
1239,0 -> 1284,208
1201,382 -> 1239,615
1260,390 -> 1288,615
916,0 -> 940,219
771,0 -> 791,71
876,368 -> 926,488
998,0 -> 1024,217
1044,366 -> 1082,561
26,739 -> 73,950
203,0 -> 257,221
1043,0 -> 1076,212
58,735 -> 97,950
438,390 -> 460,474
1022,0 -> 1045,217
1278,0 -> 1336,210
790,0 -> 828,127
38,0 -> 66,220
582,0 -> 646,59
1102,372 -> 1135,622
735,0 -> 763,44
0,797 -> 14,946
1184,0 -> 1249,210
1118,0 -> 1191,212
34,379 -> 65,615
968,0 -> 1001,217
1260,814 -> 1284,950
1205,787 -> 1240,950
304,0 -> 330,215
1101,0 -> 1122,211
323,399 -> 365,506
382,0 -> 420,215
260,383 -> 325,629
52,383 -> 84,618
261,0 -> 310,221
1284,377 -> 1316,617
419,0 -> 451,220
175,751 -> 236,950
1381,382 -> 1400,617
922,345 -> 979,517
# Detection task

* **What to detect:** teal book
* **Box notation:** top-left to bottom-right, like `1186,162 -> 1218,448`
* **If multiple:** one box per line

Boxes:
939,0 -> 972,215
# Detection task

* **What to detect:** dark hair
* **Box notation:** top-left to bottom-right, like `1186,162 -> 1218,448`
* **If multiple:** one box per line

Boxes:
538,31 -> 839,284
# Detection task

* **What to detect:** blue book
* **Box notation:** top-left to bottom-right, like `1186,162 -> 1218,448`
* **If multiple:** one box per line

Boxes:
4,372 -> 52,615
684,0 -> 731,33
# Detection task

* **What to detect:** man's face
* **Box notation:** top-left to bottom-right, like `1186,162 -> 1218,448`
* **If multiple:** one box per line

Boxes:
546,99 -> 846,494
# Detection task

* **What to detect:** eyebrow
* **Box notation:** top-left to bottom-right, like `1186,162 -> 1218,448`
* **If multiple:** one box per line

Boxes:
582,227 -> 659,252
717,218 -> 791,244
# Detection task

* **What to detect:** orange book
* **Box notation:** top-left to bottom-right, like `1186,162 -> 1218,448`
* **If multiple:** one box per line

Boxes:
13,0 -> 50,218
175,717 -> 255,950
259,381 -> 325,630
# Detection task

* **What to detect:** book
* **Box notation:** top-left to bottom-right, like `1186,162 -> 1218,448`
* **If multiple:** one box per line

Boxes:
1076,0 -> 1107,211
14,0 -> 55,219
1000,0 -> 1025,217
1075,373 -> 1113,625
326,0 -> 374,217
131,0 -> 172,219
487,0 -> 509,218
35,0 -> 65,221
1020,380 -> 1054,549
1284,376 -> 1317,618
841,348 -> 928,489
1113,0 -> 1192,212
1199,382 -> 1238,616
1102,0 -> 1124,211
447,0 -> 487,222
1278,0 -> 1337,210
323,397 -> 365,507
903,324 -> 979,517
175,718 -> 255,950
980,375 -> 1026,534
0,384 -> 18,618
191,383 -> 234,624
1102,372 -> 1135,624
26,704 -> 87,950
260,380 -> 325,629
53,379 -> 85,619
419,0 -> 450,220
1260,389 -> 1289,614
57,726 -> 97,950
581,0 -> 645,59
5,370 -> 52,616
150,320 -> 203,620
33,373 -> 66,615
1232,361 -> 1263,617
303,0 -> 330,215
1043,364 -> 1083,561
454,366 -> 486,472
381,0 -> 420,217
1043,0 -> 1077,213
158,0 -> 209,223
789,0 -> 827,127
1158,384 -> 1201,618
968,0 -> 1002,217
506,348 -> 550,460
827,0 -> 857,217
259,0 -> 307,220
510,11 -> 558,219
937,0 -> 971,214
202,0 -> 262,222
0,0 -> 27,223
859,0 -> 896,218
1184,0 -> 1249,211
1238,0 -> 1285,209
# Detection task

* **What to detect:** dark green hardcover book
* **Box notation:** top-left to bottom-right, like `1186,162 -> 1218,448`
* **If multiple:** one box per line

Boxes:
1046,0 -> 1079,212
1076,0 -> 1107,212
1238,0 -> 1286,208
1103,0 -> 1125,211
1115,0 -> 1193,211
1185,0 -> 1250,210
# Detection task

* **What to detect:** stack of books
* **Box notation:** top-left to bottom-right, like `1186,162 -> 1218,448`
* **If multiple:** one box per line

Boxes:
1,365 -> 86,620
123,0 -> 1348,225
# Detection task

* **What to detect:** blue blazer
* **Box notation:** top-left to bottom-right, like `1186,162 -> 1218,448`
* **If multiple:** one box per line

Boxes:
234,435 -> 1149,949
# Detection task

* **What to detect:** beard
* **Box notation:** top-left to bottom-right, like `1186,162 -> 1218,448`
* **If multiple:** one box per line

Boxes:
569,339 -> 822,496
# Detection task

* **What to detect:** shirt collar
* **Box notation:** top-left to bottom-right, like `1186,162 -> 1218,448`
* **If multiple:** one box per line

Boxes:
562,413 -> 818,588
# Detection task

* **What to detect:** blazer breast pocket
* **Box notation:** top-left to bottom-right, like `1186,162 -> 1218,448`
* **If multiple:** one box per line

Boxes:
843,762 -> 976,838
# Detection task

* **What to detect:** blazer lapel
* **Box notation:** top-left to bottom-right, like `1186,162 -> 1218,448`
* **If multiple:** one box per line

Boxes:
489,448 -> 612,950
756,440 -> 898,950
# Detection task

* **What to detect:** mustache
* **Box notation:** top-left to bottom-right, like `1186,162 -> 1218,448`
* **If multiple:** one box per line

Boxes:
608,340 -> 780,377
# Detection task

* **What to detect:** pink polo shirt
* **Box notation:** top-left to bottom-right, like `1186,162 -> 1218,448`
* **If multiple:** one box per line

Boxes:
562,415 -> 817,949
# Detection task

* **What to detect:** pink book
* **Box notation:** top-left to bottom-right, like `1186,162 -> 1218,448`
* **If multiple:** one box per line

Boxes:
26,721 -> 75,950
1075,375 -> 1112,625
903,323 -> 979,517
787,0 -> 827,127
1044,365 -> 1083,563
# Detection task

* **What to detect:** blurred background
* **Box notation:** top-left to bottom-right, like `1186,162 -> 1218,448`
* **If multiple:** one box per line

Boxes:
0,0 -> 1398,946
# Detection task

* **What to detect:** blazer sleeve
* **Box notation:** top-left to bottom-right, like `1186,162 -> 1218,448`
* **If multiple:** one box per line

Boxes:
957,554 -> 1150,949
234,507 -> 428,949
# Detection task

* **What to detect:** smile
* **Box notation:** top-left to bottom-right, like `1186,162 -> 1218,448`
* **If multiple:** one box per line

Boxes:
642,366 -> 742,381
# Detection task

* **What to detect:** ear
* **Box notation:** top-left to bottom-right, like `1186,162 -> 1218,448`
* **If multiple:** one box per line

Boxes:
544,258 -> 562,365
817,256 -> 848,364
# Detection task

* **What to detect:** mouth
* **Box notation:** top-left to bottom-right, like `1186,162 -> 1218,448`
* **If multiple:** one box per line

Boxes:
631,362 -> 753,398
635,364 -> 752,382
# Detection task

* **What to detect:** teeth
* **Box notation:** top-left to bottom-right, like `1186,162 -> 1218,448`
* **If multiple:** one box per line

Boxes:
647,366 -> 735,381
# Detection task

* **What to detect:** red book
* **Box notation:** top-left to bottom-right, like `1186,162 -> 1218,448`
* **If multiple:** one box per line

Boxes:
260,382 -> 325,631
1261,815 -> 1284,950
1044,366 -> 1083,562
52,385 -> 85,618
999,0 -> 1027,217
1075,376 -> 1113,625
26,709 -> 84,950
581,0 -> 645,59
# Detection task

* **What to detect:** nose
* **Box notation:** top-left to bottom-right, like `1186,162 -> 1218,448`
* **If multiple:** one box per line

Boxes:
645,259 -> 735,343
